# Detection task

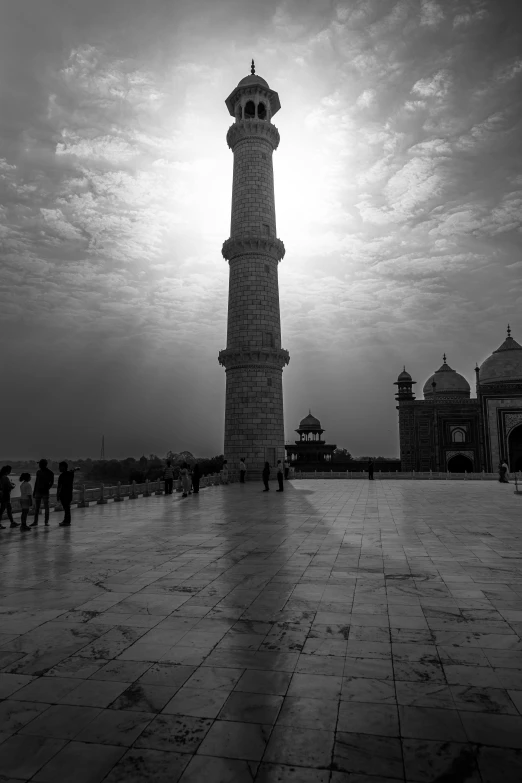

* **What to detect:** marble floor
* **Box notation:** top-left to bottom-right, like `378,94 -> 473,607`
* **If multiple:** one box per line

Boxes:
0,479 -> 521,782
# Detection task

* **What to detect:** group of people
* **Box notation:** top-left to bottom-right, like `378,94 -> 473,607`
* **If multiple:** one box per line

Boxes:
163,460 -> 201,498
0,459 -> 80,531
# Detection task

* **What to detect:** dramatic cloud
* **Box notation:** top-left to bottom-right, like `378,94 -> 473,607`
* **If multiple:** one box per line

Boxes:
0,0 -> 521,459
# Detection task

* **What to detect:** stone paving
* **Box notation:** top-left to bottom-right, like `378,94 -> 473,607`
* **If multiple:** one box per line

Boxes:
0,479 -> 522,782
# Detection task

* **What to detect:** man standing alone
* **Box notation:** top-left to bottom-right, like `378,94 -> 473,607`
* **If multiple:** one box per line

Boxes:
30,459 -> 54,526
368,458 -> 374,481
57,462 -> 80,527
276,460 -> 284,492
164,460 -> 174,494
239,458 -> 246,484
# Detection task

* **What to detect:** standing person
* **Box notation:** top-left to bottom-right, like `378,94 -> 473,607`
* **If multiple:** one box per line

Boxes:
262,461 -> 270,492
0,465 -> 18,529
239,458 -> 246,484
502,459 -> 510,483
180,462 -> 191,498
284,459 -> 290,480
164,460 -> 174,495
221,459 -> 229,485
19,473 -> 33,532
276,460 -> 284,492
499,460 -> 509,483
57,462 -> 80,527
368,458 -> 374,481
192,463 -> 201,494
30,459 -> 54,526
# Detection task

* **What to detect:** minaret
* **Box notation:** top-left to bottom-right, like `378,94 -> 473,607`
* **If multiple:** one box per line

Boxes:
218,62 -> 290,477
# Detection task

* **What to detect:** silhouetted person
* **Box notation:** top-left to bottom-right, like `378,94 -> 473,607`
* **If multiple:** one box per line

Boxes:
221,459 -> 229,485
284,459 -> 290,480
180,462 -> 191,497
192,463 -> 201,494
57,462 -> 80,526
0,465 -> 17,529
368,459 -> 374,480
239,458 -> 246,484
262,461 -> 270,491
164,460 -> 174,495
276,460 -> 284,492
19,473 -> 33,532
30,459 -> 54,526
499,460 -> 509,483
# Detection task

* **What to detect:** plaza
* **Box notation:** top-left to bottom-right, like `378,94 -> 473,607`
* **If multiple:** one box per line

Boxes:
1,480 -> 521,782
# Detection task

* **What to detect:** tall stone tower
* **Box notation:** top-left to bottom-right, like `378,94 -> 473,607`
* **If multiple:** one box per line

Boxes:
219,62 -> 289,477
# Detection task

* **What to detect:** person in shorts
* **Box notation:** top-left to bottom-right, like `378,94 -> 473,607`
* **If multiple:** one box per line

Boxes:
19,473 -> 33,532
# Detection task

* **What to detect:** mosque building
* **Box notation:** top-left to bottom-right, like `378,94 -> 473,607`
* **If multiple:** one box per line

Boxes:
395,327 -> 522,473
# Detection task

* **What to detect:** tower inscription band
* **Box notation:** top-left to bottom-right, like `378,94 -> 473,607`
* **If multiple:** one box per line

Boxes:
219,66 -> 290,478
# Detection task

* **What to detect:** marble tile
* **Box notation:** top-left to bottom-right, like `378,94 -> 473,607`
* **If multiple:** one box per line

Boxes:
333,732 -> 403,778
263,725 -> 335,768
110,683 -> 178,713
75,708 -> 154,745
275,695 -> 338,730
32,741 -> 125,783
337,701 -> 399,736
218,691 -> 283,724
402,738 -> 480,783
135,713 -> 212,753
0,735 -> 66,779
398,705 -> 467,741
19,704 -> 101,739
162,686 -> 231,718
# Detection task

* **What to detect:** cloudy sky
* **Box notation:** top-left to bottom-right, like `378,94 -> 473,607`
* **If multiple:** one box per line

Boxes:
1,0 -> 521,460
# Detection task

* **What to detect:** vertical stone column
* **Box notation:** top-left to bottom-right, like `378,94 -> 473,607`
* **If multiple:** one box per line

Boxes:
219,72 -> 290,479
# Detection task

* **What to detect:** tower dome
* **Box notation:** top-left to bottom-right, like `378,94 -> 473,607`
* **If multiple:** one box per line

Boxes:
478,326 -> 522,385
397,368 -> 412,382
423,355 -> 470,399
299,412 -> 321,430
237,73 -> 269,88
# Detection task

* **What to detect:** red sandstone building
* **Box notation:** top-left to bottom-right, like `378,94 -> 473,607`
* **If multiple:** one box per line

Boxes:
396,328 -> 522,473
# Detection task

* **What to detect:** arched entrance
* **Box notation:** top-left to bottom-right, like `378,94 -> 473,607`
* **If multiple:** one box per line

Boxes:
448,454 -> 473,473
509,424 -> 522,472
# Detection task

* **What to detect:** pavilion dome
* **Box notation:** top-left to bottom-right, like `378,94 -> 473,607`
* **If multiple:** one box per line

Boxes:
423,356 -> 470,399
397,368 -> 412,382
298,412 -> 322,430
478,328 -> 522,385
237,73 -> 269,88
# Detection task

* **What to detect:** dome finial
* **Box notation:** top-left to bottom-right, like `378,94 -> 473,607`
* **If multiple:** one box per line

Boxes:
251,59 -> 255,75
403,365 -> 406,372
443,352 -> 447,363
507,323 -> 511,337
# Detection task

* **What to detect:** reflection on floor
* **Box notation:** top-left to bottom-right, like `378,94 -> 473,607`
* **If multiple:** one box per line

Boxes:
0,479 -> 521,782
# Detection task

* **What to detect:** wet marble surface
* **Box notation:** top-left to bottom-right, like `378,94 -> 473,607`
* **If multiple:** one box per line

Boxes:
1,479 -> 522,781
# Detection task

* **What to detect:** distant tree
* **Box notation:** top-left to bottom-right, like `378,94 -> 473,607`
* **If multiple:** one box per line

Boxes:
333,448 -> 352,461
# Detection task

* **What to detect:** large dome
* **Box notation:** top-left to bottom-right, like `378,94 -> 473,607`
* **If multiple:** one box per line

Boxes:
479,329 -> 522,385
423,357 -> 470,399
298,412 -> 322,430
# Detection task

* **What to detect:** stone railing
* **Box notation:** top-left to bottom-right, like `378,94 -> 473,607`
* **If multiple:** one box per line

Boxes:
8,474 -> 226,516
292,470 -> 522,482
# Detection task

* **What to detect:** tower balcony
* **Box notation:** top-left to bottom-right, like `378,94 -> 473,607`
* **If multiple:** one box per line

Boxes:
227,120 -> 280,151
222,236 -> 285,263
218,347 -> 290,371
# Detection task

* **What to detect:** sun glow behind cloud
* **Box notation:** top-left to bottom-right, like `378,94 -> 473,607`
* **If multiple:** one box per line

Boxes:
0,0 -> 521,458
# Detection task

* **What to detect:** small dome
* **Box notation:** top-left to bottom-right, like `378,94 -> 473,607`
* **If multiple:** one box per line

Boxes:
423,356 -> 470,399
237,74 -> 269,88
298,412 -> 322,430
397,367 -> 412,382
479,328 -> 522,385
